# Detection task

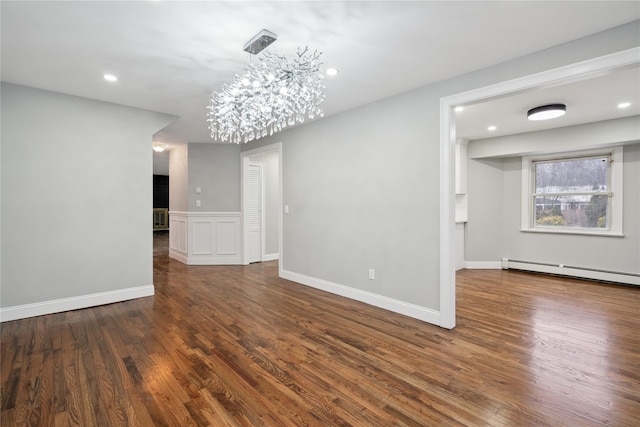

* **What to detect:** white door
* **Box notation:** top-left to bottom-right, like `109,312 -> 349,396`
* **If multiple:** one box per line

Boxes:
247,162 -> 264,263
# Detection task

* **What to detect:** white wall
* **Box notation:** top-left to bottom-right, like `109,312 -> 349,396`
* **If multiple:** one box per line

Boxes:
1,83 -> 174,319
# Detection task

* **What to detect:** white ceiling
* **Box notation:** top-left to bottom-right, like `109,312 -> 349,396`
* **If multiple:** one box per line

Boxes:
456,66 -> 640,141
2,1 -> 639,148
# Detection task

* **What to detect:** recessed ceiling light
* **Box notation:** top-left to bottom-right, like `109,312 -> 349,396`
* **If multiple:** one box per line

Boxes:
103,74 -> 118,82
618,102 -> 631,109
326,68 -> 339,76
488,126 -> 497,131
454,106 -> 464,112
527,103 -> 566,121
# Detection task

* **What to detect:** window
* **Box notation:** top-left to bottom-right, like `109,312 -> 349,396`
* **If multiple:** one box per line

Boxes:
521,147 -> 623,236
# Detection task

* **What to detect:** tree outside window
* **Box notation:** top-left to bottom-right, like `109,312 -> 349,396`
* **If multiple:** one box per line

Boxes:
533,155 -> 610,229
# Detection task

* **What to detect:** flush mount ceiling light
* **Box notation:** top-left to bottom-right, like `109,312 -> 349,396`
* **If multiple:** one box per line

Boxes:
527,103 -> 566,121
207,29 -> 326,144
103,74 -> 118,82
152,142 -> 168,153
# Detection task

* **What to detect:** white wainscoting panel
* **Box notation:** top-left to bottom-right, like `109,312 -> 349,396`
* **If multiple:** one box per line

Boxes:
169,211 -> 242,265
216,221 -> 238,255
169,212 -> 188,264
192,221 -> 214,255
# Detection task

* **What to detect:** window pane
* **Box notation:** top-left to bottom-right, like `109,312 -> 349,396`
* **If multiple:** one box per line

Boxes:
535,157 -> 608,193
534,195 -> 608,228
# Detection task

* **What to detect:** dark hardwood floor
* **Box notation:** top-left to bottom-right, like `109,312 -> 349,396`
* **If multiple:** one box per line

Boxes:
2,231 -> 639,426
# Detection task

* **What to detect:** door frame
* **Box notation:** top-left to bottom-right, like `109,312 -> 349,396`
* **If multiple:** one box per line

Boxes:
438,47 -> 640,329
241,142 -> 283,266
247,161 -> 265,263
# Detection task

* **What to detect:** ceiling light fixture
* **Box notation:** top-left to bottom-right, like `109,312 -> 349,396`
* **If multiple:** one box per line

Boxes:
488,125 -> 497,131
243,29 -> 277,55
326,68 -> 339,76
207,30 -> 326,144
527,103 -> 566,121
103,74 -> 118,82
152,142 -> 168,152
618,102 -> 631,109
454,106 -> 464,112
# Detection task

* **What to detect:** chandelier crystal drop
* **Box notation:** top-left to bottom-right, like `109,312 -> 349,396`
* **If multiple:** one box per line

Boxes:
207,47 -> 325,143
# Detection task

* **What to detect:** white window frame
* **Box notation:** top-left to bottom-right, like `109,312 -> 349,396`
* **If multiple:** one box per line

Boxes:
521,147 -> 623,237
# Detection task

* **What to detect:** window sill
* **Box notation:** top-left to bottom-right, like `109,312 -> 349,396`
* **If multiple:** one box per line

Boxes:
520,228 -> 624,237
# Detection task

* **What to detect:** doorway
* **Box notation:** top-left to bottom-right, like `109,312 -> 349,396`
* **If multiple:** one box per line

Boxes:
439,48 -> 639,329
241,143 -> 282,265
246,162 -> 264,263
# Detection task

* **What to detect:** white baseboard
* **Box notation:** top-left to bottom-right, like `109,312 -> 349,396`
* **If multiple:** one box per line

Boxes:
184,255 -> 243,265
0,285 -> 155,322
280,269 -> 441,326
169,249 -> 188,264
263,253 -> 279,262
464,261 -> 502,269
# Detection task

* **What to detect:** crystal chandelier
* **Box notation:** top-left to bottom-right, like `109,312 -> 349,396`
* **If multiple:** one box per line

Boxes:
207,46 -> 326,144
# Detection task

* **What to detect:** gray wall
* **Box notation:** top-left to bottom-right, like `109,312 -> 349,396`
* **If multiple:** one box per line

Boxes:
153,150 -> 170,175
466,118 -> 640,274
466,159 -> 505,262
169,144 -> 189,212
469,117 -> 640,159
502,144 -> 638,273
5,20 -> 634,315
244,22 -> 639,311
187,143 -> 241,212
169,143 -> 241,212
1,83 -> 174,308
281,95 -> 440,307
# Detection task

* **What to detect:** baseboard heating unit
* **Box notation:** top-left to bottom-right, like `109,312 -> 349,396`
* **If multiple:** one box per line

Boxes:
501,258 -> 639,286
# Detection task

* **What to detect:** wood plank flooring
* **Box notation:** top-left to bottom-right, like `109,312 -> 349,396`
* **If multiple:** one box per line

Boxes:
2,231 -> 639,426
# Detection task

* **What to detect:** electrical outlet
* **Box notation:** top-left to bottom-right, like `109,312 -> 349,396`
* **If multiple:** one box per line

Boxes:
369,269 -> 375,280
